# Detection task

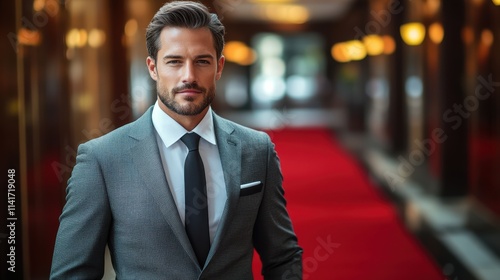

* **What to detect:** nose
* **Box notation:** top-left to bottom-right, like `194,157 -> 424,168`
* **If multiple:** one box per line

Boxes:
182,62 -> 196,84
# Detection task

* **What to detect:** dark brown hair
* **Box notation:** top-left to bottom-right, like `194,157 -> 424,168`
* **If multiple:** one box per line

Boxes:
146,1 -> 225,61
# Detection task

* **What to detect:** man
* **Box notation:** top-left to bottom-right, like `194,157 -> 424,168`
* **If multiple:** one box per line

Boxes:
50,1 -> 302,279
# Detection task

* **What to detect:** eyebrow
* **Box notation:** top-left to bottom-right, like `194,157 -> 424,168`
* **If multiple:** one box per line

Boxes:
162,54 -> 215,61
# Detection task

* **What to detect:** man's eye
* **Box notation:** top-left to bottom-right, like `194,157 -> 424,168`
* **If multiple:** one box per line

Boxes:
197,60 -> 210,65
166,60 -> 181,65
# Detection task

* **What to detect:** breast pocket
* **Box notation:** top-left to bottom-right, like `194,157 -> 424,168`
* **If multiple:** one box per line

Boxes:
236,183 -> 263,219
240,181 -> 263,197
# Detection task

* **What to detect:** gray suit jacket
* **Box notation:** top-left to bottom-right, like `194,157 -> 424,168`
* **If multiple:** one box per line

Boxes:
50,107 -> 302,279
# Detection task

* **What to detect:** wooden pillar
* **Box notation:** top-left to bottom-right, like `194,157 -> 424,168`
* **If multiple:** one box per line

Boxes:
439,0 -> 467,197
387,6 -> 407,154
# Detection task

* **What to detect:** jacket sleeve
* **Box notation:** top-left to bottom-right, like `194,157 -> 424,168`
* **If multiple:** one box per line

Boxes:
50,141 -> 111,280
253,134 -> 303,280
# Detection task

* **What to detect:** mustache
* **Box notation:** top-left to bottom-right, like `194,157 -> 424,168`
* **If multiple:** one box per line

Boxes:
172,83 -> 206,94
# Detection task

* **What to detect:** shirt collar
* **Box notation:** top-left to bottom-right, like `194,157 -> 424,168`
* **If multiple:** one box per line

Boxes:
152,101 -> 216,148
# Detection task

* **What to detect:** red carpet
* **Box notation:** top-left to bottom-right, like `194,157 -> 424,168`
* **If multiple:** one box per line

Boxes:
252,128 -> 443,279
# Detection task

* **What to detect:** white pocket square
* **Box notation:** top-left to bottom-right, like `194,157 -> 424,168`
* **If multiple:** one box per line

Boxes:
240,181 -> 261,189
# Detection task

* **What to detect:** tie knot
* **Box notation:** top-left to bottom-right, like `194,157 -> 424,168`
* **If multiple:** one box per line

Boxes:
181,133 -> 201,151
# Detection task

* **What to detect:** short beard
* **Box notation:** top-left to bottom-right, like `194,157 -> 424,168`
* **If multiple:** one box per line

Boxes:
158,83 -> 214,116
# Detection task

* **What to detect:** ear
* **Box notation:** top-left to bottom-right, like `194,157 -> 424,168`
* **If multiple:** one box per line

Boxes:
146,56 -> 158,81
216,55 -> 225,81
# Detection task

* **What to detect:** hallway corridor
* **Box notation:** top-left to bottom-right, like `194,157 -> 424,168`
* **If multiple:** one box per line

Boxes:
3,0 -> 500,278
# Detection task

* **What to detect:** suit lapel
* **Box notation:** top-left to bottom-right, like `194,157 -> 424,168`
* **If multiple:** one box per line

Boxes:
204,114 -> 242,268
128,107 -> 199,268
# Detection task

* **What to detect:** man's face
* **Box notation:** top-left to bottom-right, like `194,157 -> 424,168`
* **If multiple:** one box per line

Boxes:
147,27 -> 224,117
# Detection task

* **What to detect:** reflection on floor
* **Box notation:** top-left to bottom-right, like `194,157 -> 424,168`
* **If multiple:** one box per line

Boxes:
342,133 -> 500,280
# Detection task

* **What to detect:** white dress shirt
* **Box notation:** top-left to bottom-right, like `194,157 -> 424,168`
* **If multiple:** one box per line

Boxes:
151,101 -> 227,243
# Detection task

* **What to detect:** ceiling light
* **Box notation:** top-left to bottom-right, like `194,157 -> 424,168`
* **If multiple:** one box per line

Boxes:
400,22 -> 426,46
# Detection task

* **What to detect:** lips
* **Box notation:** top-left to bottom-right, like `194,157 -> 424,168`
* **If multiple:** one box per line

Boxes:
176,90 -> 203,99
177,89 -> 202,94
173,83 -> 205,96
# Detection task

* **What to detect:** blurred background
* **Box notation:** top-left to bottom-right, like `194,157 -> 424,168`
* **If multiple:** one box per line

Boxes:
1,0 -> 500,279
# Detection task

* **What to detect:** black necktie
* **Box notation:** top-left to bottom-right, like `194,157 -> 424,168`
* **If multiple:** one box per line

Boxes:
181,133 -> 210,267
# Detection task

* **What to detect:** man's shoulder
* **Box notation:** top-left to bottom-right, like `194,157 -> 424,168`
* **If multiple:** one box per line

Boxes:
213,113 -> 270,144
82,107 -> 153,149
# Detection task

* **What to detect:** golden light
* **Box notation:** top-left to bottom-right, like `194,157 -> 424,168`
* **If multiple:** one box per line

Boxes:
18,28 -> 42,46
478,29 -> 493,62
400,22 -> 426,46
382,35 -> 396,55
481,29 -> 494,46
428,22 -> 444,44
223,41 -> 257,66
125,19 -> 138,37
76,93 -> 94,112
363,35 -> 384,56
33,0 -> 45,11
88,29 -> 106,48
251,0 -> 294,2
331,43 -> 350,63
331,40 -> 367,62
34,0 -> 60,16
66,28 -> 87,48
493,0 -> 500,5
345,40 -> 367,61
261,4 -> 309,24
79,30 -> 88,47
